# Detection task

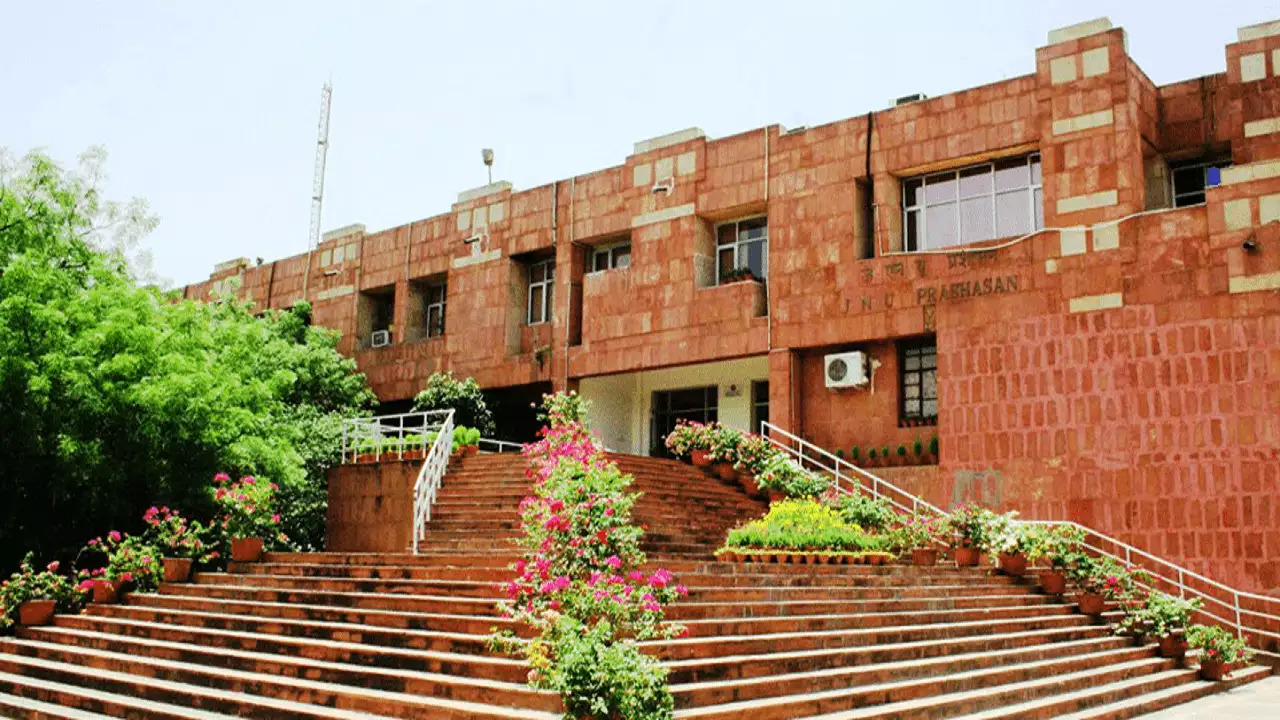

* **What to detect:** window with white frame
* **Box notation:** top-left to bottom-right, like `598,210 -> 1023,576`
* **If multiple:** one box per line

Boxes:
527,259 -> 554,325
425,282 -> 446,337
591,242 -> 631,272
716,216 -> 768,283
1170,157 -> 1231,208
902,153 -> 1042,251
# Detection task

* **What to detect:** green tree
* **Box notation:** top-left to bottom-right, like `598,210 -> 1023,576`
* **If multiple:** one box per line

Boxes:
0,149 -> 374,568
412,371 -> 495,436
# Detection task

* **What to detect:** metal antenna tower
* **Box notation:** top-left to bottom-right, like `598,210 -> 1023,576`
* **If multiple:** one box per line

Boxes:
308,82 -> 333,249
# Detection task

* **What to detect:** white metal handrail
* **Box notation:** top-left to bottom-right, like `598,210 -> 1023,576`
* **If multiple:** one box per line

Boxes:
341,410 -> 453,464
479,437 -> 523,454
411,410 -> 455,554
758,421 -> 1280,663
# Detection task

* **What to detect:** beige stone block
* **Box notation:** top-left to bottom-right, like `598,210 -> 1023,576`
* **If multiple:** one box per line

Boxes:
333,245 -> 345,264
1050,56 -> 1077,85
632,203 -> 696,228
1092,223 -> 1119,251
1229,270 -> 1280,294
456,211 -> 471,232
1238,20 -> 1280,42
321,223 -> 365,243
1260,194 -> 1280,224
1053,109 -> 1114,136
489,201 -> 506,223
1069,292 -> 1123,313
1048,17 -> 1112,45
633,163 -> 652,187
1081,47 -> 1109,77
1220,159 -> 1280,185
1057,190 -> 1118,214
472,206 -> 488,228
1224,199 -> 1253,230
1245,117 -> 1280,138
655,157 -> 675,180
1241,52 -> 1267,82
1059,227 -> 1087,256
315,284 -> 355,301
633,127 -> 704,155
677,151 -> 697,176
456,181 -> 511,204
452,249 -> 502,269
1045,258 -> 1059,275
320,249 -> 332,266
346,243 -> 358,262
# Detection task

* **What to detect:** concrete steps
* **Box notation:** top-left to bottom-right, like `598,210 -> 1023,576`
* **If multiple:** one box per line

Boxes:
0,451 -> 1267,718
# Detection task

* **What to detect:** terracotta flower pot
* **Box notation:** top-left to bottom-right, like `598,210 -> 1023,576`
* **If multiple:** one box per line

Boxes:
1040,570 -> 1067,595
162,557 -> 194,583
1199,658 -> 1230,681
17,599 -> 56,626
739,473 -> 759,494
690,450 -> 712,467
1158,632 -> 1188,660
954,547 -> 981,567
231,537 -> 265,563
402,449 -> 424,461
768,490 -> 785,504
92,579 -> 118,604
465,445 -> 479,457
357,453 -> 378,463
998,552 -> 1028,577
1077,592 -> 1107,616
714,463 -> 737,482
911,548 -> 938,567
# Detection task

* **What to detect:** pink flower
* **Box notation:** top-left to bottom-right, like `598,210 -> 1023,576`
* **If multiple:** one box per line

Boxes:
88,538 -> 98,546
272,514 -> 281,524
120,572 -> 134,582
46,561 -> 59,572
213,473 -> 230,484
604,508 -> 615,517
108,531 -> 122,542
629,571 -> 645,582
242,476 -> 256,486
77,580 -> 94,592
605,555 -> 622,569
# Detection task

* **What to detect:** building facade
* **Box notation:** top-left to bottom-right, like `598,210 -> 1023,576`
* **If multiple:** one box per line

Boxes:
185,18 -> 1280,594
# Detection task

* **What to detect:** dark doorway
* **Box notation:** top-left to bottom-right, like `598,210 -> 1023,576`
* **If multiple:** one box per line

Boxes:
650,386 -> 718,457
485,382 -> 553,445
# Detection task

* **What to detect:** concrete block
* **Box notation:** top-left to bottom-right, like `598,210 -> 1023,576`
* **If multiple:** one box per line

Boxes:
1050,56 -> 1077,84
1057,190 -> 1118,214
1229,270 -> 1280,294
1220,159 -> 1280,185
1068,292 -> 1123,313
677,151 -> 697,176
655,156 -> 675,180
1224,199 -> 1253,230
1238,20 -> 1280,42
1060,227 -> 1087,256
1259,194 -> 1280,225
1052,108 -> 1114,136
633,163 -> 652,187
632,203 -> 696,228
1081,47 -> 1110,77
1244,117 -> 1280,138
1241,53 -> 1267,82
633,127 -> 705,155
1048,17 -> 1112,45
1092,223 -> 1119,251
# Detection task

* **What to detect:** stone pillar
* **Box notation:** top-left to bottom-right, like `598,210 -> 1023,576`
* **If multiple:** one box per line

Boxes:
767,348 -> 803,437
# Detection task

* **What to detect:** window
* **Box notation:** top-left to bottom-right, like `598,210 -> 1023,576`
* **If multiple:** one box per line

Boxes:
899,339 -> 938,425
425,282 -> 446,337
716,217 -> 768,284
751,380 -> 770,433
591,243 -> 632,272
1170,157 -> 1231,208
527,259 -> 554,324
902,154 -> 1042,251
651,386 -> 718,457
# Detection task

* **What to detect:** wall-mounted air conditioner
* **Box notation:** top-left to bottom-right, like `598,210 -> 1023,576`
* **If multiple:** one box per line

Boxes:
824,351 -> 868,389
371,329 -> 392,348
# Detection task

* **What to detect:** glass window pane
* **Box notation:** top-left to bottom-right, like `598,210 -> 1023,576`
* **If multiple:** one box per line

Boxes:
545,262 -> 555,280
923,371 -> 937,398
717,223 -> 737,247
906,209 -> 920,252
718,247 -> 736,280
904,383 -> 920,399
958,165 -> 992,199
960,196 -> 994,244
1033,188 -> 1044,229
925,173 -> 956,204
744,240 -> 766,278
1172,167 -> 1205,197
614,246 -> 631,268
924,202 -> 957,249
905,399 -> 921,414
739,217 -> 767,241
996,191 -> 1031,238
531,263 -> 545,283
923,399 -> 937,417
1030,155 -> 1042,185
529,286 -> 544,322
904,354 -> 920,371
921,350 -> 937,370
903,179 -> 922,207
994,156 -> 1031,191
593,251 -> 608,272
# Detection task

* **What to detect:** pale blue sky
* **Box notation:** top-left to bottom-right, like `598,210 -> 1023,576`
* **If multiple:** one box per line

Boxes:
3,1 -> 1277,286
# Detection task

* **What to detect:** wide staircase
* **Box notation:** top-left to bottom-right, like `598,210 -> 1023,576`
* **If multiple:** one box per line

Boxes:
0,454 -> 1268,718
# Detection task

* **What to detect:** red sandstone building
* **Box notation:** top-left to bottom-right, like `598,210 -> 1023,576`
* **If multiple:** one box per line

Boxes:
185,18 -> 1280,595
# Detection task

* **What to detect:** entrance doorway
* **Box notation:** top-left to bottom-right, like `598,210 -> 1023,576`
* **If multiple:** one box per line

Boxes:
650,386 -> 718,457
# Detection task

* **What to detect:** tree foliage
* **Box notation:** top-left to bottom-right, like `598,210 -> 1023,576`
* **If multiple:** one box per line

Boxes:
412,371 -> 495,436
0,149 -> 375,570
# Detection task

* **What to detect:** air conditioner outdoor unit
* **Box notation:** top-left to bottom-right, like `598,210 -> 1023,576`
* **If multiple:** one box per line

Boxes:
824,351 -> 868,389
371,329 -> 392,348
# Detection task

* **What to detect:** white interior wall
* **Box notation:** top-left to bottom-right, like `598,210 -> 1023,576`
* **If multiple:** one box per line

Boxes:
578,355 -> 769,455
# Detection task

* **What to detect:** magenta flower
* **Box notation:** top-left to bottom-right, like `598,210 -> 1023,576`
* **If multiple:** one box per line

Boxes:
605,555 -> 622,569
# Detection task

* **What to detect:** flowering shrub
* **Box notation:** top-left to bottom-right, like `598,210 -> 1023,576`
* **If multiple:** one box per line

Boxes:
1023,524 -> 1085,570
724,499 -> 877,552
142,506 -> 216,563
663,420 -> 710,458
1116,590 -> 1202,639
755,455 -> 832,499
733,434 -> 775,475
0,554 -> 86,628
1187,624 -> 1255,665
888,514 -> 946,551
1068,554 -> 1148,600
947,504 -> 1012,551
496,392 -> 684,720
75,532 -> 163,592
707,425 -> 743,464
211,474 -> 290,548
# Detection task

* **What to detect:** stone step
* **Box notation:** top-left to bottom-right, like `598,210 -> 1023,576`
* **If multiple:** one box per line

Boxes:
23,615 -> 527,683
669,588 -> 1045,620
157,582 -> 504,616
651,613 -> 1099,661
664,626 -> 1115,683
1048,664 -> 1273,720
0,668 -> 240,719
673,645 -> 1160,717
263,552 -> 521,567
194,573 -> 508,599
678,603 -> 1074,637
786,658 -> 1182,719
0,645 -> 556,719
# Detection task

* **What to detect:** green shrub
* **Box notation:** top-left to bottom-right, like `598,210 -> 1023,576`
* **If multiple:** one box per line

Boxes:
912,438 -> 924,457
413,372 -> 495,436
725,499 -> 870,551
850,446 -> 860,463
929,436 -> 939,455
755,455 -> 832,499
533,617 -> 673,720
1187,624 -> 1255,665
835,491 -> 899,532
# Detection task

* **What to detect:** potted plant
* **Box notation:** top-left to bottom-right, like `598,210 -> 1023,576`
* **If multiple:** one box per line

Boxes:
685,422 -> 714,467
212,473 -> 289,563
401,434 -> 425,460
898,515 -> 945,566
664,421 -> 699,463
947,504 -> 1006,567
928,435 -> 939,463
989,518 -> 1032,577
460,426 -> 482,456
866,447 -> 878,466
880,446 -> 890,467
1024,524 -> 1084,595
1068,555 -> 1146,617
733,434 -> 774,498
721,266 -> 758,284
1187,624 -> 1254,680
142,506 -> 211,583
895,444 -> 908,466
849,446 -> 860,466
0,554 -> 84,627
1118,591 -> 1203,659
708,425 -> 744,482
757,456 -> 832,502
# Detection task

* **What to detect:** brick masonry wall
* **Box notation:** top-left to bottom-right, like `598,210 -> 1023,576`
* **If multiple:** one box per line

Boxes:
185,19 -> 1280,594
325,462 -> 416,552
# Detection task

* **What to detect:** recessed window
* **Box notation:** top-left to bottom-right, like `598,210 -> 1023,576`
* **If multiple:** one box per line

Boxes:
902,154 -> 1042,251
751,380 -> 770,433
899,339 -> 938,426
425,282 -> 446,338
591,242 -> 631,273
527,259 -> 554,325
651,386 -> 718,457
716,216 -> 768,284
1170,157 -> 1231,208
